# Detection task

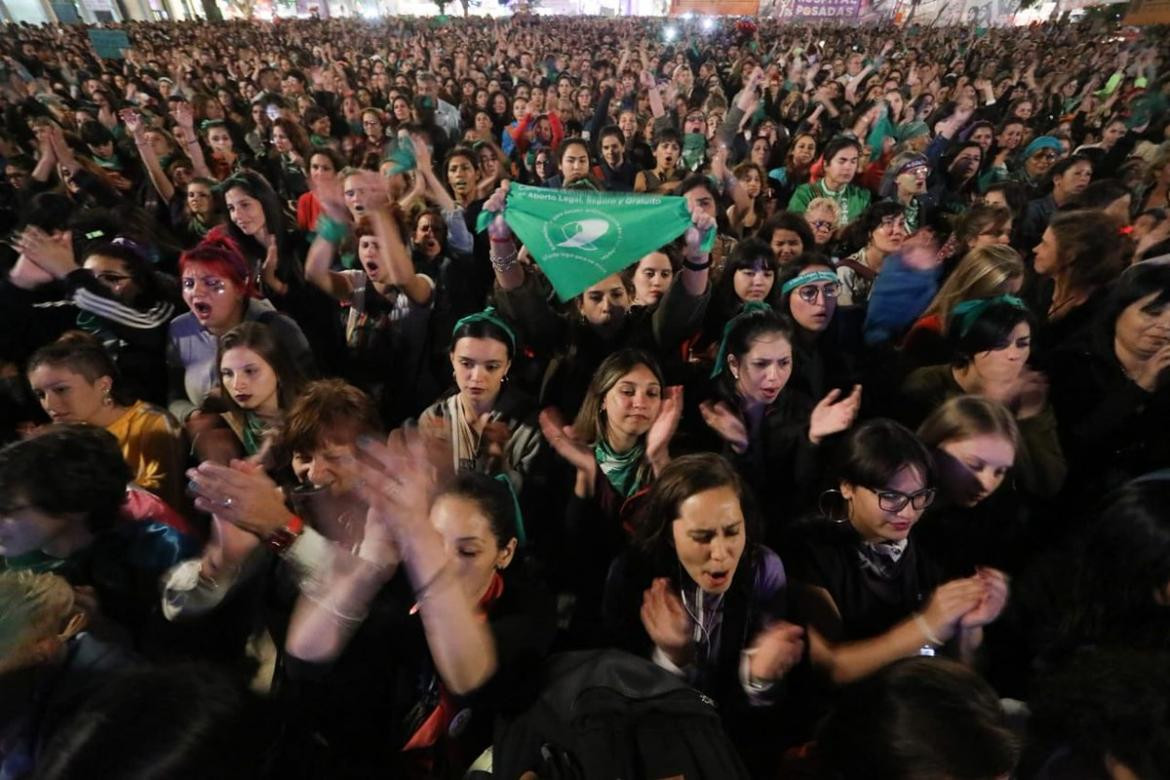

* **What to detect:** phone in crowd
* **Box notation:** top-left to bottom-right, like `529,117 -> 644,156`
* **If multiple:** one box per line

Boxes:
266,105 -> 280,121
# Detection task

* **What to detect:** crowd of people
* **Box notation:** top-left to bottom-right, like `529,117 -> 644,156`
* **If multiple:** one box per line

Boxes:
2,11 -> 1170,779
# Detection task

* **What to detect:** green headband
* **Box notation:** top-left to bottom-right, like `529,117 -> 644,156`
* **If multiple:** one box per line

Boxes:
452,306 -> 517,353
951,295 -> 1027,338
781,270 -> 839,296
492,473 -> 527,547
710,301 -> 773,379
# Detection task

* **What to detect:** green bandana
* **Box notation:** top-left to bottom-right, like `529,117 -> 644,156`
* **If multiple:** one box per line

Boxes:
385,134 -> 417,175
952,295 -> 1027,338
475,184 -> 715,300
682,132 -> 707,169
595,439 -> 646,498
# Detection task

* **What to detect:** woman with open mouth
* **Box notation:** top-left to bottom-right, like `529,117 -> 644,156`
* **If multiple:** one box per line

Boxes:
777,255 -> 861,404
167,233 -> 315,425
696,305 -> 861,545
602,452 -> 804,775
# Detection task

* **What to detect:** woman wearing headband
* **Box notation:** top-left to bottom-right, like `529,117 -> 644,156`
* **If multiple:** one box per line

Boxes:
901,296 -> 1066,498
696,304 -> 861,538
776,256 -> 862,403
414,308 -> 542,494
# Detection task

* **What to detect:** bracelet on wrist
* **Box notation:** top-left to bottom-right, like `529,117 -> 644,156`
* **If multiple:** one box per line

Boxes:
264,515 -> 304,555
682,256 -> 711,271
914,612 -> 944,646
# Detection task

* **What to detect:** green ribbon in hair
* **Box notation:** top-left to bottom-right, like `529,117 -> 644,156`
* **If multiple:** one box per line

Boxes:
452,306 -> 517,353
710,301 -> 774,379
492,473 -> 526,547
951,295 -> 1027,338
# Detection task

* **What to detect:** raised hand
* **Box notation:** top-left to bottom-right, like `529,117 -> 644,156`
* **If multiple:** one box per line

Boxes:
809,385 -> 862,444
13,226 -> 77,279
959,567 -> 1009,629
640,577 -> 693,667
684,203 -> 715,259
646,386 -> 683,472
538,407 -> 596,477
187,458 -> 296,539
920,577 -> 987,644
354,429 -> 446,545
700,400 -> 749,454
172,100 -> 195,130
747,621 -> 805,683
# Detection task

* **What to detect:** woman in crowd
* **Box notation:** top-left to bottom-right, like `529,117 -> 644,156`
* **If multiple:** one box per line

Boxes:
27,333 -> 186,512
281,437 -> 556,777
696,305 -> 861,536
802,197 -> 842,252
167,233 -> 314,422
768,131 -> 817,208
702,238 -> 784,354
835,202 -> 908,307
760,212 -> 816,266
1031,208 -> 1126,357
623,250 -> 678,307
777,255 -> 860,403
219,170 -> 344,373
788,137 -> 872,228
913,395 -> 1033,578
785,419 -> 1009,686
1049,260 -> 1170,499
603,452 -> 804,773
415,308 -> 542,493
189,321 -> 307,463
901,296 -> 1066,498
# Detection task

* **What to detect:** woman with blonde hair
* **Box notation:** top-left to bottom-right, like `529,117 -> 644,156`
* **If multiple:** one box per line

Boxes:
803,196 -> 841,251
914,395 -> 1033,578
901,244 -> 1026,366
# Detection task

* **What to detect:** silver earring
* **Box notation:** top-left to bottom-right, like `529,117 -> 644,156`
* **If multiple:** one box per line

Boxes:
819,489 -> 849,524
731,371 -> 739,380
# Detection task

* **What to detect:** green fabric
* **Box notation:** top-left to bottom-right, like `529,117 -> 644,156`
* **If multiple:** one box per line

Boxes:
867,114 -> 896,157
475,184 -> 716,301
316,214 -> 348,246
386,134 -> 417,175
595,439 -> 647,498
241,412 -> 271,456
682,132 -> 707,169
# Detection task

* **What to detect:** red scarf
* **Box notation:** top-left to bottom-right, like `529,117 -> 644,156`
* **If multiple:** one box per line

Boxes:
402,571 -> 505,752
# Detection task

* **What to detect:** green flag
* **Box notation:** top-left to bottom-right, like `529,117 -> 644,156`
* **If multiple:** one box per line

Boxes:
476,184 -> 714,301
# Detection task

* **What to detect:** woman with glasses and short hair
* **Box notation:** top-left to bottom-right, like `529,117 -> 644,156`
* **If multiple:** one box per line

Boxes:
785,419 -> 1009,687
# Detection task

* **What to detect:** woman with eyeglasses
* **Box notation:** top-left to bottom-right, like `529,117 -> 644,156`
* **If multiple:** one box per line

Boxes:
785,419 -> 1009,686
777,255 -> 860,403
696,306 -> 861,539
526,147 -> 557,188
802,197 -> 841,251
901,297 -> 1067,499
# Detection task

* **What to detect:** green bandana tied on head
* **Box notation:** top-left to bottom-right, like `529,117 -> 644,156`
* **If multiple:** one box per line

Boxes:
710,301 -> 774,379
951,295 -> 1027,338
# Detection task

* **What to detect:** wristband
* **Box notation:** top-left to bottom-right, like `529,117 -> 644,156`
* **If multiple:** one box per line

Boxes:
682,256 -> 711,271
914,612 -> 943,646
264,514 -> 304,555
316,214 -> 348,247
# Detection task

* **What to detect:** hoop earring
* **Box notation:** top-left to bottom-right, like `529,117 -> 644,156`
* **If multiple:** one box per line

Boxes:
818,489 -> 849,524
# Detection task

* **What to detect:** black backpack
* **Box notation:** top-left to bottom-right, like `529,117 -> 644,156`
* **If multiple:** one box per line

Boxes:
490,649 -> 751,780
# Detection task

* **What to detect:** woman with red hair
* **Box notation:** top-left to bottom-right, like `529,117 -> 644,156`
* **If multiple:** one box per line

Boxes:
166,231 -> 316,423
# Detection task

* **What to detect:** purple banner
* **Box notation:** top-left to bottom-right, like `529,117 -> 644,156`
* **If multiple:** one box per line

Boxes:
766,0 -> 861,18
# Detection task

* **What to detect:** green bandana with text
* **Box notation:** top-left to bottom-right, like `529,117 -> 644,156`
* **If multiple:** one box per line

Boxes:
476,184 -> 715,301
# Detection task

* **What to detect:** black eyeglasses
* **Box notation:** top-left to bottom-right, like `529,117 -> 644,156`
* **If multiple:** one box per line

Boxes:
864,485 -> 936,513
